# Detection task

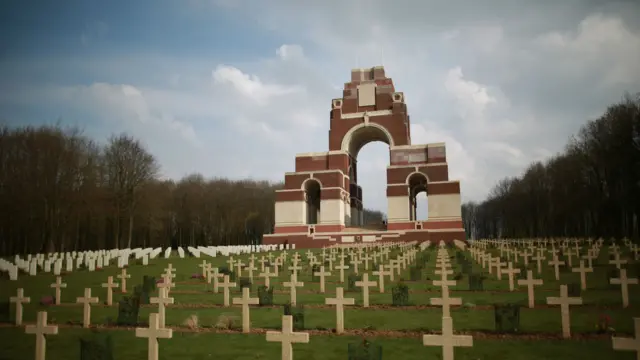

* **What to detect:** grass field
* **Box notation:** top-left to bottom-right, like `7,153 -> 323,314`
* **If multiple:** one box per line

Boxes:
0,243 -> 637,360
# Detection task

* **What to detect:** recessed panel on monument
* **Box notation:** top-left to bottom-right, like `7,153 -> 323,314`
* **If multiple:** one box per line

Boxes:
263,66 -> 466,248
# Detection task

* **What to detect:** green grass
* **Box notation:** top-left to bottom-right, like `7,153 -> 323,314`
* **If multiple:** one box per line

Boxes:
0,246 -> 637,359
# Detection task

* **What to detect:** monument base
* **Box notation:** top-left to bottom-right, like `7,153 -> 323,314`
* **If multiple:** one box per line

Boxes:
263,221 -> 466,249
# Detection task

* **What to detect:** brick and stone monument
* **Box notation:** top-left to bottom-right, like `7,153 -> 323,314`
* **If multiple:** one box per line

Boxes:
263,66 -> 465,248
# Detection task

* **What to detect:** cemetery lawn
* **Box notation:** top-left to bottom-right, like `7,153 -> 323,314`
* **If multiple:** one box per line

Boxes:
0,246 -> 638,359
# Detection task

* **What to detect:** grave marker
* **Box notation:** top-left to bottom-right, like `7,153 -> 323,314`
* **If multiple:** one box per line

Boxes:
266,315 -> 310,360
355,273 -> 377,307
423,316 -> 473,360
25,311 -> 58,360
136,313 -> 173,360
76,288 -> 99,328
610,268 -> 638,308
313,265 -> 331,293
283,272 -> 304,306
571,260 -> 593,291
325,287 -> 355,334
50,276 -> 67,305
9,288 -> 30,325
220,275 -> 237,307
517,270 -> 543,308
546,284 -> 582,338
150,287 -> 174,328
612,317 -> 640,360
101,276 -> 119,306
232,287 -> 259,333
118,268 -> 131,293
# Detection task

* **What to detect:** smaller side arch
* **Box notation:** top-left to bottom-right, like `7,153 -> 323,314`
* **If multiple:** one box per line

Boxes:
301,177 -> 323,190
405,171 -> 429,185
406,171 -> 428,222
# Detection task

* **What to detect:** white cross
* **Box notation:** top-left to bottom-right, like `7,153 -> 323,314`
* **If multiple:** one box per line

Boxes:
546,284 -> 582,338
325,287 -> 355,334
259,267 -> 277,289
118,268 -> 131,293
335,260 -> 349,282
610,268 -> 638,308
313,265 -> 331,293
163,263 -> 176,276
235,260 -> 245,277
571,260 -> 593,290
150,287 -> 174,328
502,262 -> 521,291
283,272 -> 304,306
423,316 -> 473,360
26,311 -> 58,360
531,251 -> 545,273
135,313 -> 173,360
355,272 -> 377,307
612,317 -> 640,360
582,249 -> 597,269
245,262 -> 257,282
219,274 -> 237,307
517,270 -> 543,308
289,260 -> 302,278
361,253 -> 372,270
266,315 -> 310,360
372,264 -> 391,293
101,276 -> 119,306
548,256 -> 565,281
259,256 -> 268,272
198,260 -> 208,277
76,288 -> 99,328
610,252 -> 628,269
232,287 -> 259,333
430,285 -> 462,317
9,288 -> 30,325
350,257 -> 361,274
50,276 -> 67,305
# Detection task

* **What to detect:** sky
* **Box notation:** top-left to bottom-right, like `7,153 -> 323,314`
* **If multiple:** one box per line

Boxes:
1,0 -> 639,219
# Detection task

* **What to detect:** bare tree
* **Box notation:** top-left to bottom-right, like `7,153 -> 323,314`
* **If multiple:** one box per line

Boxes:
103,134 -> 159,249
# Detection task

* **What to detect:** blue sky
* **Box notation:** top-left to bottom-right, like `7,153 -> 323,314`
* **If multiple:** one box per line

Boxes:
1,0 -> 639,218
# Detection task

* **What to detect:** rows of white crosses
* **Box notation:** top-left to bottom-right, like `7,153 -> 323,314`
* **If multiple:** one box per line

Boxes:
7,238 -> 640,360
471,237 -> 639,357
0,244 -> 288,281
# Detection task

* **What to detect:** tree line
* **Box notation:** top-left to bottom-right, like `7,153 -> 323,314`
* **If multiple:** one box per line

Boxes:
0,123 -> 385,255
462,94 -> 640,241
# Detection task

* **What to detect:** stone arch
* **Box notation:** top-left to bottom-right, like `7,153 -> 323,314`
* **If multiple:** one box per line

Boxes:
340,122 -> 394,227
303,179 -> 322,225
406,172 -> 428,221
405,171 -> 429,185
340,122 -> 395,157
301,177 -> 324,190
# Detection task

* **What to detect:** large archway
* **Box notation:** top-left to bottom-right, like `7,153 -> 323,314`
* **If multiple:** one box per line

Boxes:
342,124 -> 393,227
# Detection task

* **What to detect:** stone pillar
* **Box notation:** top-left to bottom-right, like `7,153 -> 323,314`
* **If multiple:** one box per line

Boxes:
387,195 -> 410,223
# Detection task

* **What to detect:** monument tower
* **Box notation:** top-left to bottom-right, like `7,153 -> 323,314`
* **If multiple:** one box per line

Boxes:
263,66 -> 466,248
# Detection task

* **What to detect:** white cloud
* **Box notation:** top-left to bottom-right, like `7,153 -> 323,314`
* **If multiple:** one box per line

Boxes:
444,66 -> 496,123
276,44 -> 305,61
212,65 -> 304,105
535,14 -> 640,85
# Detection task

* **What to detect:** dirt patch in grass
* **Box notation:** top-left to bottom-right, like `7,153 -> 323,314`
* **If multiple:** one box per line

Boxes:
44,302 -> 633,311
0,322 -> 626,340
